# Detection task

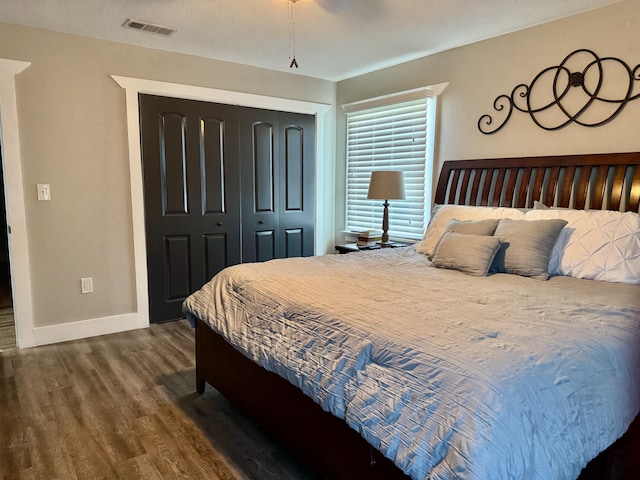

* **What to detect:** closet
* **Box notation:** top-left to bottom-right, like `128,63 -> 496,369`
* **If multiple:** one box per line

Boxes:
139,95 -> 315,323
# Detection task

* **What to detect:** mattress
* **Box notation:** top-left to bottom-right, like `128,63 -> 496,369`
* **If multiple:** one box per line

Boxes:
183,247 -> 640,480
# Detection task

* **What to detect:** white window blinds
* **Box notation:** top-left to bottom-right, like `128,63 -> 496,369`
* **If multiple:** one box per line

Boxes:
345,97 -> 429,240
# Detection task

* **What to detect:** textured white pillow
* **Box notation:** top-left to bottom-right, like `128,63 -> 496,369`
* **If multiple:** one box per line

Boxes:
414,205 -> 526,257
524,209 -> 640,284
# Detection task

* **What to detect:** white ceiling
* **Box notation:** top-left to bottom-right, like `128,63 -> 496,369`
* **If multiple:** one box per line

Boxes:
0,0 -> 626,81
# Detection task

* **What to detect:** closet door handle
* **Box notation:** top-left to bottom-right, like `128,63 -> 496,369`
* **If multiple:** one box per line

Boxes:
258,220 -> 264,225
216,222 -> 222,226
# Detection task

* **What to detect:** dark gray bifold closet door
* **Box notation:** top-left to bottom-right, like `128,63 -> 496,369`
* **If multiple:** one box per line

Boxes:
140,95 -> 315,323
140,94 -> 241,323
238,107 -> 315,263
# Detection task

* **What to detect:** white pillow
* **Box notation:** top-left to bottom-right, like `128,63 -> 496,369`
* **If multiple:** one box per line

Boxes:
524,209 -> 640,284
414,205 -> 526,257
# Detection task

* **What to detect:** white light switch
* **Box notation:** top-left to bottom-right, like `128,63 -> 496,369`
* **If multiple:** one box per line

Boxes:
81,277 -> 93,294
37,184 -> 51,201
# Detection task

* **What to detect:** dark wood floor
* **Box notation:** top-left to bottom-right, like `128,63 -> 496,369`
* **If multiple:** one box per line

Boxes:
0,307 -> 15,351
0,320 -> 319,480
0,269 -> 14,351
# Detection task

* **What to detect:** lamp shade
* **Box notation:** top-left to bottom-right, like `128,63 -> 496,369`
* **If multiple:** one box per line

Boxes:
367,171 -> 406,200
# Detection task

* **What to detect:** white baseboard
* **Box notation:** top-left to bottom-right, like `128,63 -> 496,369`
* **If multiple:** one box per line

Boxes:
31,313 -> 147,347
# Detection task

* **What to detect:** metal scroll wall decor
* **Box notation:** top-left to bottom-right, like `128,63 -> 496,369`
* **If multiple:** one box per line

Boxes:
478,49 -> 640,134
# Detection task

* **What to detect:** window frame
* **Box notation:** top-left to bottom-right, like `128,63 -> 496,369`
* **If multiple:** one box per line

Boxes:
342,83 -> 447,241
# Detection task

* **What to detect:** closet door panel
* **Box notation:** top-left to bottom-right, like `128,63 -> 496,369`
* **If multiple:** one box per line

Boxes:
284,125 -> 304,212
279,112 -> 315,258
204,233 -> 229,281
164,235 -> 191,300
201,117 -> 227,215
240,108 -> 281,263
255,230 -> 276,263
284,228 -> 303,258
160,113 -> 189,215
253,122 -> 276,213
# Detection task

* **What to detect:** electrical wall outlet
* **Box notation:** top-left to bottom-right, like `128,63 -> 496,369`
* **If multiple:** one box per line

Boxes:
81,277 -> 93,294
37,183 -> 51,201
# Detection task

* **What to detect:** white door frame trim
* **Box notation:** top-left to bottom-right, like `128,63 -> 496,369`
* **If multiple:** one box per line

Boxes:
0,58 -> 34,348
111,75 -> 331,327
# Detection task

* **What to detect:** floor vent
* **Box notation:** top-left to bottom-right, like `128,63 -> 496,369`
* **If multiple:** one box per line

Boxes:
122,18 -> 177,37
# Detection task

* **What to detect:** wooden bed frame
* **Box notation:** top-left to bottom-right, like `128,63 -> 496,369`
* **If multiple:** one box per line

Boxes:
195,152 -> 640,479
434,152 -> 640,212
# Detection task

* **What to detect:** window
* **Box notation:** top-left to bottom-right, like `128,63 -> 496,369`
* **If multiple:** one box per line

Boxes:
344,85 -> 446,240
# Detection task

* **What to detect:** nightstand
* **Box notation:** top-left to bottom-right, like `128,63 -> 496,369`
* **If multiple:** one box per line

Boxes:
335,242 -> 412,254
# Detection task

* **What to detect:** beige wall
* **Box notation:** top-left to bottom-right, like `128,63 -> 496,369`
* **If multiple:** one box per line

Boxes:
0,22 -> 336,331
335,1 -> 640,234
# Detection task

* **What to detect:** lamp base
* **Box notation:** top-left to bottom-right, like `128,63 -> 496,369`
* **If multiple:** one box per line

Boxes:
380,200 -> 390,246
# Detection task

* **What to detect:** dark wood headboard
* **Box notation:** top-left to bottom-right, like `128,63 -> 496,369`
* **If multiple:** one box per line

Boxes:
434,152 -> 640,213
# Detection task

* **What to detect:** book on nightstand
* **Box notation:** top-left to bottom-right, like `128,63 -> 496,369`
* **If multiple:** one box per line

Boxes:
356,229 -> 383,247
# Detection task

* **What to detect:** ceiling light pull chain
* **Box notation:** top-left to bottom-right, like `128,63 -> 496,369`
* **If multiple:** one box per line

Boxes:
288,0 -> 299,68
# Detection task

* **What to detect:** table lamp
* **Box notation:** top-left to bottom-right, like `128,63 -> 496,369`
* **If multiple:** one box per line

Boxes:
367,170 -> 406,246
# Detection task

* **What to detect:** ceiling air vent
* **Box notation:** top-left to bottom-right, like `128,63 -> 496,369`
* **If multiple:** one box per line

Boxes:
122,18 -> 177,37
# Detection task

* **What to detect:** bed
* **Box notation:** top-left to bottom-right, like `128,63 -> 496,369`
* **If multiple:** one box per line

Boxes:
183,152 -> 640,480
